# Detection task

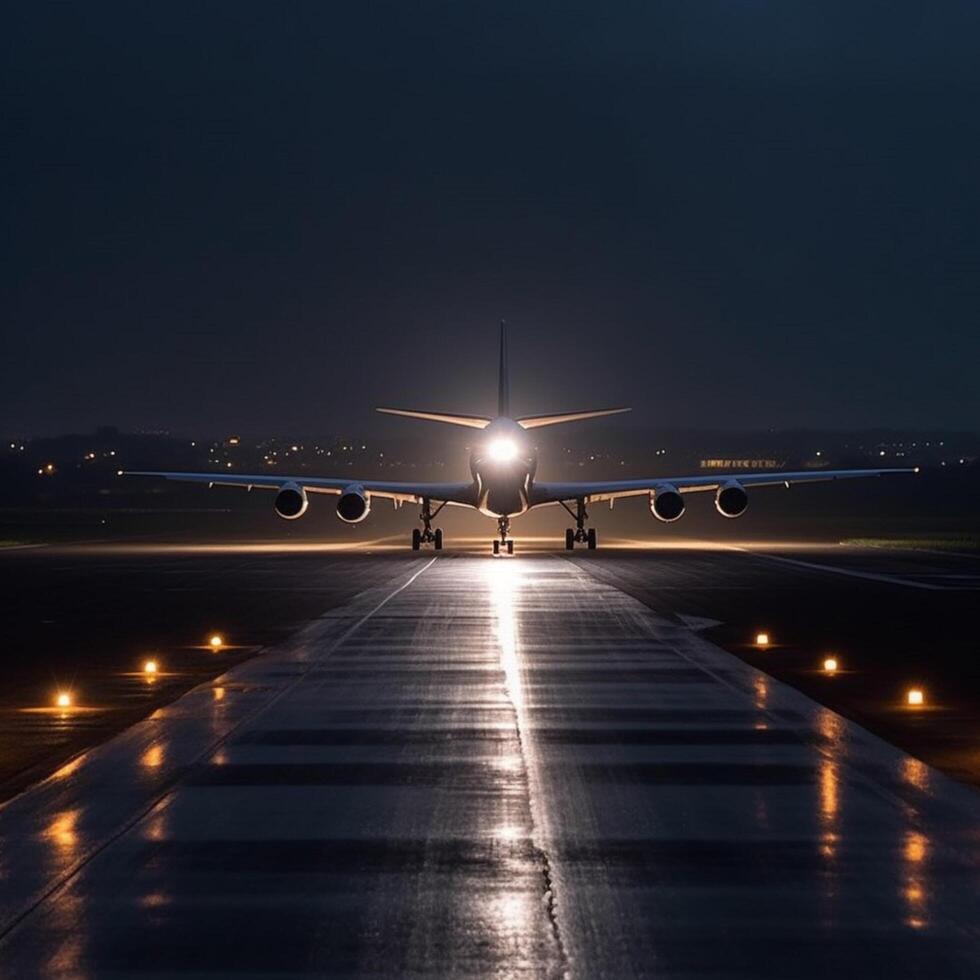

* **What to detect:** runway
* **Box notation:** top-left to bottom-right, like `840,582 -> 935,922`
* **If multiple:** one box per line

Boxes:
3,553 -> 980,977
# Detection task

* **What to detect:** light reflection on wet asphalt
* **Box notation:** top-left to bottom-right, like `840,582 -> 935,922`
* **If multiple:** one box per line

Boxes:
2,555 -> 980,976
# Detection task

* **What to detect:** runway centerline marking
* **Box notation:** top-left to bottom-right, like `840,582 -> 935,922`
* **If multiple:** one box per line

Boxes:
488,562 -> 571,976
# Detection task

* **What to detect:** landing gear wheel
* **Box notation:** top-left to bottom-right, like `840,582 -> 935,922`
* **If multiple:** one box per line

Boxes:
506,540 -> 514,555
561,498 -> 594,550
411,528 -> 422,551
434,528 -> 443,551
492,540 -> 501,555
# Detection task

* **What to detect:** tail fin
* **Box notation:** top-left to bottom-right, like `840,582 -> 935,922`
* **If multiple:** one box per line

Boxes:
516,407 -> 631,429
379,322 -> 630,430
497,320 -> 510,417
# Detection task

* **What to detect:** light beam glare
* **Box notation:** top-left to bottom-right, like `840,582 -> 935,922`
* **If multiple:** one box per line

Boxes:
488,439 -> 518,463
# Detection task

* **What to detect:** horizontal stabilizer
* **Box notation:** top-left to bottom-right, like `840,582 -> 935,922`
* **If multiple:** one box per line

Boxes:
516,407 -> 631,429
377,407 -> 493,429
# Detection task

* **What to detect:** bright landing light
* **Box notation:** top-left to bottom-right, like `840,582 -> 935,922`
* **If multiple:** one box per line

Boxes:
907,688 -> 924,706
144,659 -> 158,675
55,691 -> 72,709
823,657 -> 838,674
209,634 -> 224,650
488,438 -> 518,463
755,632 -> 770,648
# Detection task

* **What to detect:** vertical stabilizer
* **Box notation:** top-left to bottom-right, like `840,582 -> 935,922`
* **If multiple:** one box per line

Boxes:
497,320 -> 510,417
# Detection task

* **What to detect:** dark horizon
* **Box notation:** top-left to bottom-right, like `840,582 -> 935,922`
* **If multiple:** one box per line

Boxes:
7,419 -> 980,445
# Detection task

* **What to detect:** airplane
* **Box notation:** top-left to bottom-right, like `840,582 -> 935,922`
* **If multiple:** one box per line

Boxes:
126,324 -> 918,554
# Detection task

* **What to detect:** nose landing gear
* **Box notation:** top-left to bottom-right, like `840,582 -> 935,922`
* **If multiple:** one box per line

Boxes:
561,498 -> 597,550
411,498 -> 445,550
492,516 -> 514,555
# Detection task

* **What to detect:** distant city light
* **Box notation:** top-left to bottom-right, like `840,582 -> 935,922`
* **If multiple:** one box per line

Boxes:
38,462 -> 56,476
755,632 -> 770,647
907,688 -> 924,706
823,657 -> 838,674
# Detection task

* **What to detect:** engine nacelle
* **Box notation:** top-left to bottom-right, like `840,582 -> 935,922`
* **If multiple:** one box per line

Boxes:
650,484 -> 685,523
715,480 -> 749,518
274,483 -> 308,520
336,485 -> 370,524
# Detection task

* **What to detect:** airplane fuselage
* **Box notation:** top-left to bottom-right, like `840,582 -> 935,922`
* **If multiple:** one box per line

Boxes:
468,417 -> 537,518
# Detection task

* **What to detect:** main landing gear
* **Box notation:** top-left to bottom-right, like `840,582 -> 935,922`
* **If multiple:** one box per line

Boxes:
561,498 -> 597,550
492,516 -> 515,555
411,498 -> 445,551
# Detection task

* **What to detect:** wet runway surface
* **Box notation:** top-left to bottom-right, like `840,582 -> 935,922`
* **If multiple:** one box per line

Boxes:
3,552 -> 980,977
574,543 -> 980,784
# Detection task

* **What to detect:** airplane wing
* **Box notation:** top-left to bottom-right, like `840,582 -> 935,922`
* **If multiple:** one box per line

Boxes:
516,407 -> 631,429
376,408 -> 492,428
529,467 -> 919,505
124,471 -> 477,506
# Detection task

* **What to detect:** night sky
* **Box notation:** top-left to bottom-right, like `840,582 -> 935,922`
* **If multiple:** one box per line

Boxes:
4,3 -> 980,437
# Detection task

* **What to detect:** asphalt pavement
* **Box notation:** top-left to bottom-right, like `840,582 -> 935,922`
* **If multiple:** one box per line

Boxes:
2,550 -> 980,977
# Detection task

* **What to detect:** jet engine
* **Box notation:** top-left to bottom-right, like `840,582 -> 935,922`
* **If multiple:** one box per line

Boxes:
715,480 -> 749,518
337,485 -> 371,523
650,484 -> 685,523
274,483 -> 308,520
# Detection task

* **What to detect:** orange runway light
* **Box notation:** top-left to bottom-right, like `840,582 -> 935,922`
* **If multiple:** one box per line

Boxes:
55,691 -> 73,709
209,634 -> 224,650
823,657 -> 838,675
755,632 -> 770,648
143,659 -> 158,675
907,688 -> 925,707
